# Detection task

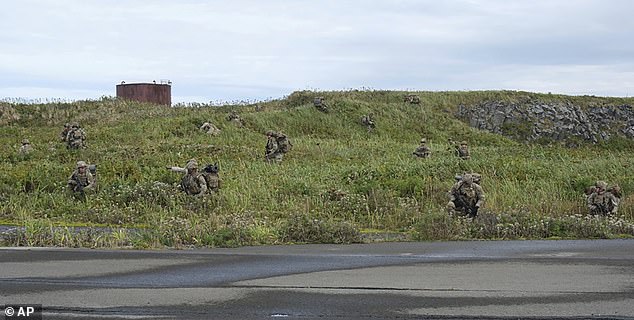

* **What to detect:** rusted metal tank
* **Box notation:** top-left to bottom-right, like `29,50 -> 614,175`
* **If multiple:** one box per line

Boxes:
116,81 -> 171,106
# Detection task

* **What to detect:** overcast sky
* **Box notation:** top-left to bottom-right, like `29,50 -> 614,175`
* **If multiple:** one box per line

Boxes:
1,0 -> 633,103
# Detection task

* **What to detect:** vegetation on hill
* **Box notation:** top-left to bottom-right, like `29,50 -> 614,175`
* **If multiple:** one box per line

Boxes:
1,90 -> 633,248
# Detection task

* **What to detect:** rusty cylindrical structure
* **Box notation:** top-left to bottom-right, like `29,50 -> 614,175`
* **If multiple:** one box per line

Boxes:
116,82 -> 171,106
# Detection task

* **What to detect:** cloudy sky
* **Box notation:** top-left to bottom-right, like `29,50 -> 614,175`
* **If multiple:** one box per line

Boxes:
1,0 -> 633,103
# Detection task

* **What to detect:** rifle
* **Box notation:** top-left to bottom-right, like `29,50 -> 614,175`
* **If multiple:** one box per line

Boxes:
71,173 -> 85,193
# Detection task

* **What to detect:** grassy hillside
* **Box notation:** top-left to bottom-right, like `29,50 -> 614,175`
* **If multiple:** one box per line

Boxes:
1,90 -> 634,248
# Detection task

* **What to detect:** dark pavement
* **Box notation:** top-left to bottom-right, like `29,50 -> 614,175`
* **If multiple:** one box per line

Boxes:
1,239 -> 633,319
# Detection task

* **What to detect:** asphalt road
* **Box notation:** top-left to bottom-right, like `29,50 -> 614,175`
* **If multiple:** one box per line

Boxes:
1,239 -> 633,319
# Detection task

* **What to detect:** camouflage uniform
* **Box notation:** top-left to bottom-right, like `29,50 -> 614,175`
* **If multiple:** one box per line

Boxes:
404,94 -> 420,104
19,139 -> 33,155
265,131 -> 283,163
361,113 -> 375,133
67,161 -> 95,197
179,160 -> 207,196
200,122 -> 221,136
447,174 -> 484,218
314,97 -> 329,113
60,123 -> 71,142
66,122 -> 87,149
226,111 -> 244,127
413,138 -> 431,158
587,181 -> 619,215
456,141 -> 470,160
201,163 -> 221,194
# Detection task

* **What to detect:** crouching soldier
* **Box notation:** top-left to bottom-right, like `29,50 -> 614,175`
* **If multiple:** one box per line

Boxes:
201,163 -> 221,194
360,113 -> 375,133
313,96 -> 330,113
587,180 -> 620,215
200,122 -> 221,136
66,122 -> 87,149
413,138 -> 431,158
226,110 -> 244,127
265,130 -> 292,163
167,159 -> 208,196
180,160 -> 207,196
447,173 -> 484,218
456,141 -> 470,160
19,139 -> 34,155
404,94 -> 420,104
67,161 -> 95,199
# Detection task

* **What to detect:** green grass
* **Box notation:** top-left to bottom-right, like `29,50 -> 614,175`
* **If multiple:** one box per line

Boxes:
1,91 -> 634,248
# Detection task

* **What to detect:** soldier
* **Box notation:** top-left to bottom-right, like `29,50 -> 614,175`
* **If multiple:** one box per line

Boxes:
226,110 -> 244,127
200,122 -> 221,136
19,139 -> 33,155
67,161 -> 95,198
313,96 -> 329,113
456,140 -> 470,160
447,173 -> 484,218
201,163 -> 221,194
360,113 -> 375,133
60,123 -> 71,142
66,122 -> 87,149
587,181 -> 619,215
178,160 -> 207,196
265,131 -> 280,163
265,130 -> 292,163
404,94 -> 420,104
413,138 -> 431,158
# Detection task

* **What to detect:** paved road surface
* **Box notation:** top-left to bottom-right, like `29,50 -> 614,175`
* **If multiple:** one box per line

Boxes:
1,239 -> 633,319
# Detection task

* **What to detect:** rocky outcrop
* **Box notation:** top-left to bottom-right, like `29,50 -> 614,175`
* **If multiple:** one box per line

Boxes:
456,100 -> 634,145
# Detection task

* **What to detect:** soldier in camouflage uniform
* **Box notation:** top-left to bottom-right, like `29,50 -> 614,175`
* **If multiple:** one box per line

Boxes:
60,123 -> 71,142
178,160 -> 208,196
201,163 -> 221,194
226,110 -> 244,127
413,138 -> 431,158
447,173 -> 484,218
66,122 -> 87,149
265,130 -> 283,163
200,122 -> 221,136
404,94 -> 420,104
19,139 -> 33,155
361,113 -> 375,133
587,180 -> 619,215
313,96 -> 330,113
67,161 -> 95,199
456,141 -> 470,160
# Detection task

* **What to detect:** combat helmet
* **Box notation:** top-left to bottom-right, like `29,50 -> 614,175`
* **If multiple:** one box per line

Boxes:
185,160 -> 199,170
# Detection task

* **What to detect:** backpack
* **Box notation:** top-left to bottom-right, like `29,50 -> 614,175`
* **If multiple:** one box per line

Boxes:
277,135 -> 292,153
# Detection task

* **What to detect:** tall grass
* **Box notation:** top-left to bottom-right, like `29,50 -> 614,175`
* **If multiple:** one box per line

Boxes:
1,91 -> 633,247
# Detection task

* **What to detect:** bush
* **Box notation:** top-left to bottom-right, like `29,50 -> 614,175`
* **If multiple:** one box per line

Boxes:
280,212 -> 361,244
